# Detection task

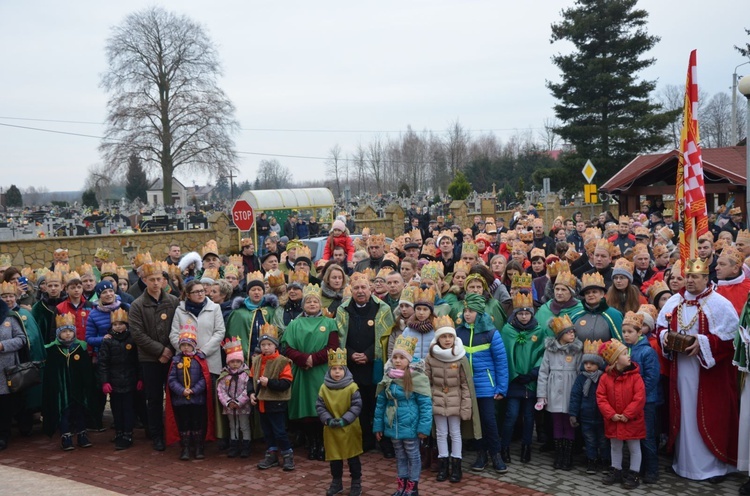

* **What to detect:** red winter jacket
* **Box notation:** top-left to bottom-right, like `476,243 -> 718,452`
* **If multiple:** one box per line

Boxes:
57,299 -> 94,342
596,362 -> 646,440
322,233 -> 355,262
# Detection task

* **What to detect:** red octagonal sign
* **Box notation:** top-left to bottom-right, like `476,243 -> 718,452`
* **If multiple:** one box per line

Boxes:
232,200 -> 254,231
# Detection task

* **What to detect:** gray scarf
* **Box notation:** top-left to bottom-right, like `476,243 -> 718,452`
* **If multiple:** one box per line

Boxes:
324,367 -> 354,390
582,369 -> 604,397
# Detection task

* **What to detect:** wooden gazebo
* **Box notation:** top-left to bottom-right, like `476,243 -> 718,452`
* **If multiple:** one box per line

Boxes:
600,146 -> 747,216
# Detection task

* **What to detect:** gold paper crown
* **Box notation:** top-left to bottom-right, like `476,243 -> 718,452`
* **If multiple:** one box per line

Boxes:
698,231 -> 714,242
581,272 -> 606,292
662,208 -> 674,217
651,244 -> 668,257
638,304 -> 658,323
719,245 -> 744,266
368,233 -> 386,247
289,268 -> 310,286
393,335 -> 418,358
436,230 -> 454,243
737,230 -> 750,244
222,337 -> 244,355
622,311 -> 644,329
302,283 -> 322,300
111,308 -> 128,323
374,267 -> 394,280
53,248 -> 69,261
76,263 -> 92,277
259,323 -> 279,341
511,241 -> 527,253
94,248 -> 111,261
485,222 -> 497,234
116,267 -> 129,280
548,260 -> 570,277
64,271 -> 82,284
286,239 -> 304,251
202,267 -> 220,281
529,248 -> 546,261
361,267 -> 376,281
434,314 -> 455,330
519,231 -> 534,242
349,272 -> 370,285
730,206 -> 743,216
532,218 -> 544,227
228,254 -> 243,267
408,229 -> 422,241
599,339 -> 628,365
133,252 -> 152,268
295,245 -> 312,260
554,271 -> 577,289
141,262 -> 162,277
420,261 -> 444,282
383,252 -> 400,266
414,286 -> 436,306
101,262 -> 118,276
685,258 -> 708,275
475,233 -> 492,245
565,246 -> 581,262
611,244 -> 621,258
634,226 -> 651,238
594,238 -> 615,256
511,273 -> 532,289
0,281 -> 17,295
178,330 -> 198,344
21,267 -> 36,283
618,215 -> 631,224
201,240 -> 219,258
390,236 -> 405,252
223,264 -> 239,278
420,243 -> 437,258
614,258 -> 634,275
55,312 -> 76,329
0,254 -> 11,267
714,239 -> 727,252
550,314 -> 574,335
45,268 -> 64,284
647,280 -> 670,301
327,348 -> 348,367
462,242 -> 478,256
246,270 -> 264,284
583,339 -> 603,356
453,260 -> 472,275
240,237 -> 253,246
265,269 -> 286,288
399,285 -> 416,304
584,227 -> 602,242
658,226 -> 674,241
633,243 -> 649,255
512,291 -> 533,310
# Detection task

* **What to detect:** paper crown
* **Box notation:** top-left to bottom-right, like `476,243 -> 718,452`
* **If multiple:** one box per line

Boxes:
662,208 -> 674,217
116,267 -> 129,280
485,222 -> 497,234
565,246 -> 581,262
633,243 -> 649,255
475,233 -> 493,245
302,283 -> 322,301
730,206 -> 743,216
246,270 -> 264,284
529,248 -> 546,261
240,237 -> 253,246
101,262 -> 118,276
618,215 -> 631,224
202,267 -> 220,281
228,254 -> 243,267
420,243 -> 438,258
414,286 -> 436,306
374,267 -> 393,281
259,323 -> 279,342
434,314 -> 455,330
658,226 -> 674,241
0,281 -> 17,295
383,252 -> 400,266
393,335 -> 418,359
554,271 -> 577,289
93,248 -> 111,261
583,227 -> 602,242
719,245 -> 744,266
21,267 -> 36,283
399,285 -> 416,304
420,261 -> 444,282
511,273 -> 532,289
714,239 -> 727,252
361,267 -> 376,281
201,240 -> 219,258
461,242 -> 478,257
45,268 -> 64,284
408,229 -> 422,241
53,248 -> 69,261
549,314 -> 574,335
583,339 -> 603,356
511,241 -> 527,253
0,254 -> 11,268
349,272 -> 370,285
178,329 -> 198,346
594,238 -> 615,256
512,291 -> 534,310
133,252 -> 153,268
581,272 -> 606,292
222,337 -> 244,356
64,271 -> 82,284
622,311 -> 644,329
519,231 -> 534,242
286,239 -> 305,252
141,262 -> 162,277
453,260 -> 472,275
289,268 -> 310,286
111,308 -> 128,323
295,245 -> 312,261
634,226 -> 651,238
698,231 -> 714,242
547,260 -> 570,277
599,339 -> 628,365
436,230 -> 454,244
614,258 -> 634,275
737,230 -> 750,244
532,218 -> 544,227
685,258 -> 708,275
638,304 -> 658,323
265,269 -> 286,288
327,348 -> 348,367
55,312 -> 76,329
390,236 -> 406,252
223,264 -> 240,278
368,233 -> 386,247
647,280 -> 670,301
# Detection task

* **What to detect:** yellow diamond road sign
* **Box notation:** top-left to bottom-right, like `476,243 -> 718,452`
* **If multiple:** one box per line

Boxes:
582,160 -> 597,184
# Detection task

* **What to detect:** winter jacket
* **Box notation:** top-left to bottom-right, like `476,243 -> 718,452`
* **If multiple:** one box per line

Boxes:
257,217 -> 270,236
537,337 -> 583,413
322,233 -> 355,262
129,291 -> 180,362
296,221 -> 309,239
596,363 -> 646,440
98,330 -> 139,393
168,352 -> 208,407
216,365 -> 252,415
169,299 -> 226,375
401,325 -> 434,362
568,371 -> 603,423
85,302 -> 130,354
424,350 -> 472,419
573,299 -> 624,342
373,380 -> 432,440
456,314 -> 508,398
627,336 -> 662,405
0,310 -> 27,396
56,299 -> 94,342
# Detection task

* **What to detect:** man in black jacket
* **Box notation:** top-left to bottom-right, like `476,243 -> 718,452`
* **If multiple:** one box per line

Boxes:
283,215 -> 298,240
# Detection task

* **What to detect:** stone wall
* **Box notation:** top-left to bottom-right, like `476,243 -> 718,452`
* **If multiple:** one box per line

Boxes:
0,213 -> 238,269
354,204 -> 405,239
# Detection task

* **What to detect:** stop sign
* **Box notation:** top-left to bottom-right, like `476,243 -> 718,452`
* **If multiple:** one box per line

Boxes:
231,200 -> 255,231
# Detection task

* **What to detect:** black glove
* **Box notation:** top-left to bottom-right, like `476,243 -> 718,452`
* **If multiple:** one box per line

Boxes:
515,374 -> 533,385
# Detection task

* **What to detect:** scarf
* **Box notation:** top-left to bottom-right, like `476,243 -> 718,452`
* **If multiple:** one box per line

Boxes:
388,368 -> 405,379
324,367 -> 354,389
377,361 -> 432,427
244,297 -> 262,311
581,369 -> 603,397
509,312 -> 539,331
407,315 -> 434,334
97,299 -> 122,313
550,296 -> 578,315
185,298 -> 207,318
429,339 -> 466,362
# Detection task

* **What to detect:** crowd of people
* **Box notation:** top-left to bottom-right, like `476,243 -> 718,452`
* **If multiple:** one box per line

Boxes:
1,199 -> 750,496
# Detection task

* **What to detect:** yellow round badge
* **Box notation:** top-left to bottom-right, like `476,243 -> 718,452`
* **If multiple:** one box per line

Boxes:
21,315 -> 27,321
3,321 -> 10,327
579,320 -> 587,326
565,356 -> 572,362
456,318 -> 462,324
367,320 -> 375,326
187,319 -> 193,325
531,335 -> 538,342
319,326 -> 326,332
177,362 -> 184,369
74,354 -> 80,361
126,344 -> 132,350
161,313 -> 167,320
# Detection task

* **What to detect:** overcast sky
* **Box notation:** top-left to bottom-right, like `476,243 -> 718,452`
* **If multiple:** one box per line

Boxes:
0,0 -> 748,192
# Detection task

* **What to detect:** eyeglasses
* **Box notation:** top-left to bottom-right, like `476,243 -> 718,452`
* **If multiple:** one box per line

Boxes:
189,290 -> 206,295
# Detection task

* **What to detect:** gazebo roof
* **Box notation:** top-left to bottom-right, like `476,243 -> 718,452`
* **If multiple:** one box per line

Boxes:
601,146 -> 747,193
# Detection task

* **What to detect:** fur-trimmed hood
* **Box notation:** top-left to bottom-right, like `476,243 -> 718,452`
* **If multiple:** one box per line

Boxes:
230,293 -> 279,311
178,251 -> 202,273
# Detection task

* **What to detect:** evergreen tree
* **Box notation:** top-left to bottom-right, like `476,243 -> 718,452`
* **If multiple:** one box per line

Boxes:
82,189 -> 99,208
736,28 -> 750,57
447,171 -> 471,200
125,154 -> 149,202
547,0 -> 678,183
5,184 -> 23,207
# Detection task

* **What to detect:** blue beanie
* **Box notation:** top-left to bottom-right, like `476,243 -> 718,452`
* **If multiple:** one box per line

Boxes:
95,280 -> 114,297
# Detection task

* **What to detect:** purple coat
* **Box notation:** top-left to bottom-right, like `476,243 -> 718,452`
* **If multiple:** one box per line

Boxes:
168,352 -> 207,406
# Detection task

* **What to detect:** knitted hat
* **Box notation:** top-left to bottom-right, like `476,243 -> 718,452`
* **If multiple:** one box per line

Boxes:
599,339 -> 628,365
258,323 -> 280,347
463,292 -> 486,314
433,315 -> 457,341
95,280 -> 114,297
612,258 -> 634,283
582,339 -> 605,368
223,337 -> 244,363
55,313 -> 76,337
332,219 -> 346,232
392,335 -> 418,362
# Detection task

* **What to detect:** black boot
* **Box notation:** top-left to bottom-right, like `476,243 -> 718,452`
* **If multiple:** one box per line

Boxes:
553,440 -> 563,469
316,430 -> 325,461
739,477 -> 750,495
348,478 -> 362,496
257,449 -> 279,469
436,457 -> 449,482
470,450 -> 488,472
240,440 -> 251,458
449,457 -> 462,483
326,478 -> 344,496
622,469 -> 640,489
500,446 -> 511,464
193,430 -> 205,460
586,458 -> 597,474
602,467 -> 623,485
227,439 -> 240,458
560,439 -> 573,471
308,437 -> 317,460
520,444 -> 531,463
179,431 -> 190,461
281,448 -> 295,471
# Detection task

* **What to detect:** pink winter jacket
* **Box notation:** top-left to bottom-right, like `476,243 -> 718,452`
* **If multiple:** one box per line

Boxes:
216,365 -> 252,415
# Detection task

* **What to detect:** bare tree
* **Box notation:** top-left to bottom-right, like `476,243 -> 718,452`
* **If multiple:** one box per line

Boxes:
469,132 -> 502,162
538,118 -> 562,151
99,7 -> 239,204
367,137 -> 385,193
354,144 -> 367,195
325,144 -> 344,198
84,164 -> 113,205
400,126 -> 428,192
256,159 -> 292,189
701,92 -> 735,148
444,119 -> 470,174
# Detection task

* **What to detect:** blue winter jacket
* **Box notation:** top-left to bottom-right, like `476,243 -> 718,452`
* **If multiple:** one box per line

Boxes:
373,382 -> 432,440
568,371 -> 603,422
456,313 -> 508,398
627,336 -> 662,405
85,302 -> 130,353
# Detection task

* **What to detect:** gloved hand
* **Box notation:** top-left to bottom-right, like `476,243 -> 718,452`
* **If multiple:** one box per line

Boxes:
515,374 -> 533,385
569,416 -> 579,428
102,383 -> 113,394
327,418 -> 345,428
534,398 -> 547,411
136,380 -> 144,391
